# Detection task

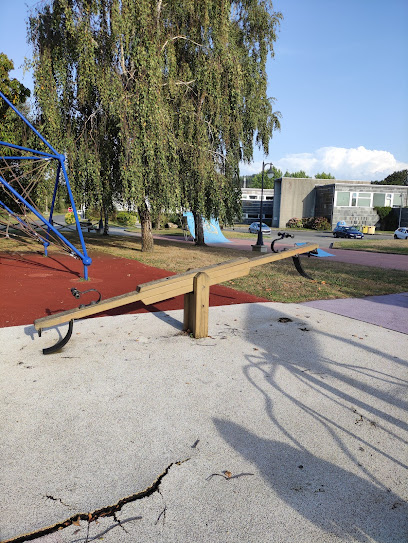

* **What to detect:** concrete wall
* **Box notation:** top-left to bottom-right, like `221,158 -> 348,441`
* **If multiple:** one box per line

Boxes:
332,207 -> 380,227
272,181 -> 281,227
273,177 -> 337,228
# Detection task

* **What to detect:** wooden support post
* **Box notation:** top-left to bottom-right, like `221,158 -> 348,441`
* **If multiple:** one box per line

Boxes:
183,272 -> 210,338
183,292 -> 194,332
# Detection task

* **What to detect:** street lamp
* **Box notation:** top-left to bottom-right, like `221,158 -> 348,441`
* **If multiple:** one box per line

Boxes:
252,160 -> 274,252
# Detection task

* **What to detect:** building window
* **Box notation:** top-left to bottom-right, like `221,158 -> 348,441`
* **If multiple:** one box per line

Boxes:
335,189 -> 405,208
248,213 -> 259,219
265,196 -> 273,200
335,192 -> 350,206
373,193 -> 385,207
248,195 -> 257,200
393,193 -> 402,207
357,192 -> 371,207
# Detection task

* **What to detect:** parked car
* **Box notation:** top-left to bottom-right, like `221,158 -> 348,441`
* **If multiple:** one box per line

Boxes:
333,226 -> 364,239
394,227 -> 408,239
248,222 -> 271,234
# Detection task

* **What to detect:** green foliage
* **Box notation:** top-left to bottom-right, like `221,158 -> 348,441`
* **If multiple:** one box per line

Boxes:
372,170 -> 408,185
250,173 -> 274,189
315,172 -> 335,179
0,54 -> 34,212
286,218 -> 303,228
0,53 -> 31,123
65,212 -> 75,224
28,0 -> 282,248
374,206 -> 398,230
116,211 -> 138,226
166,213 -> 182,227
286,216 -> 331,230
245,166 -> 282,189
284,170 -> 311,178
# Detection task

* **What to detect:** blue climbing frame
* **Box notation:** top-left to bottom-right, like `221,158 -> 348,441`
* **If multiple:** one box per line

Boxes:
0,90 -> 92,279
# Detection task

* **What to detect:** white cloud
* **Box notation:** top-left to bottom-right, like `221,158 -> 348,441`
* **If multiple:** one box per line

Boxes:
240,146 -> 408,181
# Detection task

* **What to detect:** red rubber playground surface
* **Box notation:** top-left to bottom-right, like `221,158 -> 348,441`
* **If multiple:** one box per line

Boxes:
0,251 -> 268,328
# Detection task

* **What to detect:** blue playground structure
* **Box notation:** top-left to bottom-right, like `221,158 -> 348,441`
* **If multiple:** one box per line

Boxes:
0,90 -> 91,279
183,212 -> 231,244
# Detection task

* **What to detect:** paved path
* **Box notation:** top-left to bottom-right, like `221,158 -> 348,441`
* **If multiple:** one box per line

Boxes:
303,292 -> 408,335
1,303 -> 407,542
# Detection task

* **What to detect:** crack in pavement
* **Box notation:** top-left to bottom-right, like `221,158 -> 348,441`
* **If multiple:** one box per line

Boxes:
44,495 -> 70,508
2,459 -> 190,543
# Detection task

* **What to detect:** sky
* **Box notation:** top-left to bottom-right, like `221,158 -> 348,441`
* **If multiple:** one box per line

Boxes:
0,0 -> 407,181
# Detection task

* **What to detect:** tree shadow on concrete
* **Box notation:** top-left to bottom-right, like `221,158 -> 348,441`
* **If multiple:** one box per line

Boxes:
214,419 -> 407,543
214,302 -> 408,541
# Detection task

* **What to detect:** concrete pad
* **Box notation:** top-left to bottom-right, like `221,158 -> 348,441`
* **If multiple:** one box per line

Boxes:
1,303 -> 407,542
303,292 -> 408,334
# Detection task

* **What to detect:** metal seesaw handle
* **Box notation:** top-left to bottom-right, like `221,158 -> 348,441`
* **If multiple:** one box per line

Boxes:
39,320 -> 74,355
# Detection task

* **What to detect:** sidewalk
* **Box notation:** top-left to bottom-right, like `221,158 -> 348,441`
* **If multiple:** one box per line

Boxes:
1,302 -> 407,542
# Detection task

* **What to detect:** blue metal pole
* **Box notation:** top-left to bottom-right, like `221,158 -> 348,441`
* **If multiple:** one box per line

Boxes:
0,174 -> 91,276
59,159 -> 91,280
0,91 -> 59,156
48,162 -> 61,230
0,140 -> 58,159
0,156 -> 50,161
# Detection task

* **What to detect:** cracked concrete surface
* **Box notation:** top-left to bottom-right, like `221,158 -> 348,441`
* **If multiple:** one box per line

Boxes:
1,303 -> 407,542
2,461 -> 190,542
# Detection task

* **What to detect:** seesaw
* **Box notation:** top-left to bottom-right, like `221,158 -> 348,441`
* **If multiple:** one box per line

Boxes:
34,242 -> 320,354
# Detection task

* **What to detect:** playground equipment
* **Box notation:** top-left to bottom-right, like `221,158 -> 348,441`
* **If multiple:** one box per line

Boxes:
183,212 -> 231,243
0,91 -> 91,279
34,242 -> 319,354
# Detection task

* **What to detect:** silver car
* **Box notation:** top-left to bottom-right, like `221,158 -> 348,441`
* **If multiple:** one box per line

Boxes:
248,222 -> 271,234
394,227 -> 408,239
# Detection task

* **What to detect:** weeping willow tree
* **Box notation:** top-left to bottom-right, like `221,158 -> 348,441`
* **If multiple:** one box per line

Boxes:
107,0 -> 181,251
28,0 -> 281,249
167,1 -> 282,243
28,0 -> 122,234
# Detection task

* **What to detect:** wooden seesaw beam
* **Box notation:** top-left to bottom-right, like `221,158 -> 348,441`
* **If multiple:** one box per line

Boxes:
34,243 -> 318,353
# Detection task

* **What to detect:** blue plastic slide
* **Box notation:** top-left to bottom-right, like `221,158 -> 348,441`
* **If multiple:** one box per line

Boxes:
183,212 -> 231,243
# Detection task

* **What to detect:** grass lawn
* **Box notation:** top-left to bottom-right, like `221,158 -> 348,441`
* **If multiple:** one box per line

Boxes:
2,231 -> 407,304
123,226 -> 261,240
332,239 -> 408,255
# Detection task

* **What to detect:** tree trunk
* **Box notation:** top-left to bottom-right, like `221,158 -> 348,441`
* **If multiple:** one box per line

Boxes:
103,204 -> 109,235
153,211 -> 162,230
193,211 -> 206,246
139,203 -> 154,252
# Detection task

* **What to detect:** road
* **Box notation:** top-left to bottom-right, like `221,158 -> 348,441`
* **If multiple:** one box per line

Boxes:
224,227 -> 393,248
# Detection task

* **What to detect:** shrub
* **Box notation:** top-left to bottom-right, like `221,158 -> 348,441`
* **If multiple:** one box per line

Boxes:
374,206 -> 398,230
286,216 -> 331,230
310,217 -> 331,230
116,211 -> 138,226
65,212 -> 75,225
167,213 -> 182,227
286,218 -> 303,228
